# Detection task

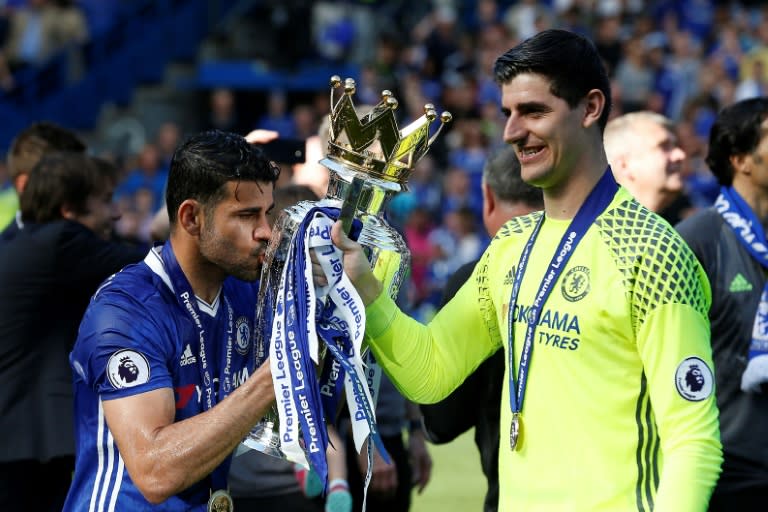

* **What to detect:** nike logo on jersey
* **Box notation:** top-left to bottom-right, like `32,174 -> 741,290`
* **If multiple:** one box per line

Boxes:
729,273 -> 753,293
180,344 -> 197,366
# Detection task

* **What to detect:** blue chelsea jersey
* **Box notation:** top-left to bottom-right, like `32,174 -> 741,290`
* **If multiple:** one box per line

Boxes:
64,248 -> 259,511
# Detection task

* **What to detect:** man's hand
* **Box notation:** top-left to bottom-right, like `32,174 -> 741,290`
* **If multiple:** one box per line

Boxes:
244,129 -> 279,144
358,440 -> 398,499
408,429 -> 432,494
330,220 -> 383,305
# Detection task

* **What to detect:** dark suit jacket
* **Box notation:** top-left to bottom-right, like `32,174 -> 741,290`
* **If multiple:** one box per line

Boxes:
0,220 -> 145,462
0,213 -> 21,241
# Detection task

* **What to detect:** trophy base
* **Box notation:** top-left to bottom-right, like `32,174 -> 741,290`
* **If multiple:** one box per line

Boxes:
240,421 -> 287,460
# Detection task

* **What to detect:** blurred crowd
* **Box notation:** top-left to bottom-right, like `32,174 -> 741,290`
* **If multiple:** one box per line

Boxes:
2,0 -> 768,320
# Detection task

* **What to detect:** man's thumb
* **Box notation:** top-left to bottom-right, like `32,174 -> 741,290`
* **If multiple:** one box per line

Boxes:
331,220 -> 355,250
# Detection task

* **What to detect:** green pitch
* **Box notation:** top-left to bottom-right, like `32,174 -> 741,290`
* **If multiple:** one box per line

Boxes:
411,430 -> 486,511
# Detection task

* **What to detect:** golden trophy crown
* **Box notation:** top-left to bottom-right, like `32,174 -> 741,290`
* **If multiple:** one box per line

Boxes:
320,75 -> 452,184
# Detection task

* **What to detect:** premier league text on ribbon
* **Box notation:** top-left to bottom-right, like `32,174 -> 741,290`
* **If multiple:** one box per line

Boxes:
272,296 -> 321,454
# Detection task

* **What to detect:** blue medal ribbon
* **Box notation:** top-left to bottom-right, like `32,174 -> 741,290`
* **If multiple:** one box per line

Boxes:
160,242 -> 235,489
506,170 -> 618,436
161,242 -> 234,409
715,187 -> 768,392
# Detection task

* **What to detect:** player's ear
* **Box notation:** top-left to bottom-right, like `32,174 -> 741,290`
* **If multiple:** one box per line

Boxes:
482,181 -> 495,219
177,199 -> 203,237
730,153 -> 749,177
582,89 -> 605,129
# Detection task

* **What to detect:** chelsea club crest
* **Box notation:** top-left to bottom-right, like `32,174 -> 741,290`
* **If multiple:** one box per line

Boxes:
562,266 -> 590,302
234,317 -> 250,355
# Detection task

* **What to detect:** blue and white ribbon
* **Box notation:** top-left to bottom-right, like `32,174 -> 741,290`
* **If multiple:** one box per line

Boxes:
716,187 -> 768,392
268,207 -> 388,491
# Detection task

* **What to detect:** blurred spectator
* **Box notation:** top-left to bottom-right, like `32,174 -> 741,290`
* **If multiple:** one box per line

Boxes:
425,207 -> 481,310
292,104 -> 319,141
443,32 -> 477,79
440,166 -> 481,219
257,90 -> 296,136
115,187 -> 154,246
614,36 -> 654,113
402,206 -> 436,310
468,0 -> 501,33
677,0 -> 715,46
448,118 -> 491,191
312,1 -> 356,63
605,111 -> 693,224
387,154 -> 442,233
412,4 -> 460,80
593,15 -> 623,76
370,32 -> 401,97
0,152 -> 144,512
738,16 -> 768,82
656,31 -> 703,120
735,57 -> 767,101
114,143 -> 167,213
207,87 -> 250,135
676,117 -> 719,208
503,0 -> 551,41
155,121 -> 181,171
0,0 -> 88,74
355,65 -> 385,106
709,24 -> 745,83
1,120 -> 86,235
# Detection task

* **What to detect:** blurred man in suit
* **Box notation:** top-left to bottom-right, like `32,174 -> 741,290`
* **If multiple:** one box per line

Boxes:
604,111 -> 694,224
0,152 -> 145,511
1,121 -> 86,234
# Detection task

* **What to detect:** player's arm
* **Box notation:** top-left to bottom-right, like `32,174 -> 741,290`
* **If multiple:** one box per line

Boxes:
420,263 -> 483,442
102,361 -> 274,504
637,253 -> 722,511
420,369 -> 481,442
331,221 -> 500,403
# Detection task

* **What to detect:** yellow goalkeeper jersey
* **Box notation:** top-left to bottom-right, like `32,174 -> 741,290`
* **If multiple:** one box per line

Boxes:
366,187 -> 722,511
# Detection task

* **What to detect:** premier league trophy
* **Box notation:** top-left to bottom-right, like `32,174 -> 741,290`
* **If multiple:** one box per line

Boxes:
240,75 -> 451,486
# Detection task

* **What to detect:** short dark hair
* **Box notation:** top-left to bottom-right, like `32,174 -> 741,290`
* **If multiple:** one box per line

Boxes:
20,152 -> 107,223
484,146 -> 543,207
7,122 -> 86,179
706,97 -> 768,186
494,29 -> 612,130
90,156 -> 121,185
165,130 -> 280,224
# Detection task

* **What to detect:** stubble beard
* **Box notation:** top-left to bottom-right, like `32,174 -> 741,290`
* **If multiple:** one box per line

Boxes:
199,225 -> 265,282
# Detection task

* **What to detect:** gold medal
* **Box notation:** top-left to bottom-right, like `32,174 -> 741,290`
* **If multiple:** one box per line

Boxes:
208,489 -> 234,512
510,413 -> 523,451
